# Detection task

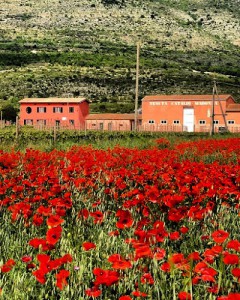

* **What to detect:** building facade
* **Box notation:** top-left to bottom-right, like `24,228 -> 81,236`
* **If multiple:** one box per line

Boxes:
19,95 -> 240,132
141,94 -> 240,132
85,113 -> 142,131
19,98 -> 90,128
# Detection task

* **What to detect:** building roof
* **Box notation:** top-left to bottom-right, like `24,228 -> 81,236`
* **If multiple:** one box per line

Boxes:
19,97 -> 90,104
142,94 -> 233,102
86,113 -> 142,120
226,103 -> 240,112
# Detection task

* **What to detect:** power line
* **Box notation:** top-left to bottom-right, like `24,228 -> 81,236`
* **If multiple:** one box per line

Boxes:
216,81 -> 240,88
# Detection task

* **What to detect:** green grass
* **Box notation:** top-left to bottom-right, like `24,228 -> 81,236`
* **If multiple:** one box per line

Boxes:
0,126 -> 239,152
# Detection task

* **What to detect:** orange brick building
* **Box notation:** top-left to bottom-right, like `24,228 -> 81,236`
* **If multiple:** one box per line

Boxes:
85,113 -> 142,131
19,98 -> 90,128
19,95 -> 240,132
141,94 -> 240,132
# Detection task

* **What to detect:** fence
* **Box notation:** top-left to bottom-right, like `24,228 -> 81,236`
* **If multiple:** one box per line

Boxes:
1,120 -> 240,134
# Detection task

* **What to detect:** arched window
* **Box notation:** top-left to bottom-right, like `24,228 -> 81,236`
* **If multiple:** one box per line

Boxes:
26,107 -> 32,114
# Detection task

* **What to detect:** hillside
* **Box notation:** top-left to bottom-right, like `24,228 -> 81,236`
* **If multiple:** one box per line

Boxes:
0,0 -> 240,113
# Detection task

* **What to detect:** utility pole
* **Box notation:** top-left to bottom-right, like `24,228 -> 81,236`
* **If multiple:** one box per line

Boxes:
134,41 -> 140,131
210,80 -> 228,136
0,110 -> 2,129
214,80 -> 228,132
210,80 -> 216,136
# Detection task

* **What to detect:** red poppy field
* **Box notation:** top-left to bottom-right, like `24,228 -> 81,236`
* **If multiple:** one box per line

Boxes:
0,137 -> 239,300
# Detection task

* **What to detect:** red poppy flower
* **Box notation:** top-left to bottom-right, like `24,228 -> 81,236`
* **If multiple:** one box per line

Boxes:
228,293 -> 240,300
26,263 -> 36,270
211,245 -> 223,255
32,214 -> 44,226
160,262 -> 170,272
131,290 -> 148,297
21,255 -> 32,263
194,262 -> 216,275
29,238 -> 46,249
46,225 -> 62,245
207,285 -> 219,294
188,252 -> 201,261
85,286 -> 102,298
90,211 -> 104,224
56,269 -> 70,290
61,254 -> 73,264
108,230 -> 119,237
82,242 -> 96,251
134,244 -> 152,260
232,267 -> 240,278
153,248 -> 166,260
180,226 -> 189,234
93,268 -> 120,286
0,259 -> 16,273
116,209 -> 133,229
37,254 -> 51,273
37,206 -> 52,216
178,291 -> 192,300
108,254 -> 132,270
212,230 -> 229,244
223,253 -> 239,265
47,215 -> 64,228
140,273 -> 154,285
119,296 -> 132,300
32,269 -> 47,284
170,253 -> 185,264
201,275 -> 216,283
227,240 -> 240,252
170,231 -> 180,241
48,258 -> 63,271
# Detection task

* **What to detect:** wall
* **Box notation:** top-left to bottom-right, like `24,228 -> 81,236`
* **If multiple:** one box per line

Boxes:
142,98 -> 235,132
20,101 -> 89,128
86,119 -> 132,131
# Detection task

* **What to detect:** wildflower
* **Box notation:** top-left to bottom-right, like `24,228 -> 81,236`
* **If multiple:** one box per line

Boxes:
56,269 -> 70,290
82,242 -> 96,251
212,230 -> 229,244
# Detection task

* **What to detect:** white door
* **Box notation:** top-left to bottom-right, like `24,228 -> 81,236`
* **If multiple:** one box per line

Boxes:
183,108 -> 194,132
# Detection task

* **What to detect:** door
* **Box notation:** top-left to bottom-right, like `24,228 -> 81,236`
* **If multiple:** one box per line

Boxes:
108,122 -> 112,131
183,108 -> 194,132
55,120 -> 60,128
99,122 -> 104,130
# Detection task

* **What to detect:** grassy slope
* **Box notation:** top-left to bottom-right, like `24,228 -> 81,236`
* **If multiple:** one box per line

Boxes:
0,0 -> 240,112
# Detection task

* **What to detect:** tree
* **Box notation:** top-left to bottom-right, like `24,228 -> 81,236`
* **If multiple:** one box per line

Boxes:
1,104 -> 19,122
101,0 -> 125,7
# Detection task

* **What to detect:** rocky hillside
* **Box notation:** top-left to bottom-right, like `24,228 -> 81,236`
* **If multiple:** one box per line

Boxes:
0,0 -> 240,112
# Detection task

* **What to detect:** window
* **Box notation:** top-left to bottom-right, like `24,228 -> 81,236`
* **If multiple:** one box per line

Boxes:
24,119 -> 33,125
26,107 -> 32,114
173,120 -> 180,124
199,120 -> 206,125
55,120 -> 60,127
148,120 -> 155,124
69,107 -> 74,113
227,120 -> 235,125
53,107 -> 63,113
213,120 -> 219,124
37,107 -> 46,113
37,120 -> 46,125
69,120 -> 74,125
161,120 -> 167,124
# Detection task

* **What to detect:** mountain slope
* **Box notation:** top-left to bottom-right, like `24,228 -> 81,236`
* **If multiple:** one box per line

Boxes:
0,0 -> 240,112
